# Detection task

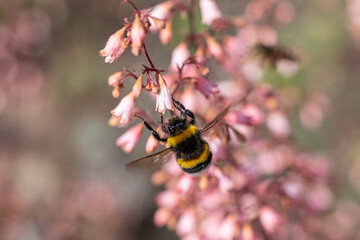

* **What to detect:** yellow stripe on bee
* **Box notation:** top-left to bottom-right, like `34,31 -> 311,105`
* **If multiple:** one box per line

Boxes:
177,143 -> 210,169
167,125 -> 198,147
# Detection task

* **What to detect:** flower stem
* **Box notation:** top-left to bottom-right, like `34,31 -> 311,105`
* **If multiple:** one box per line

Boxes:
141,43 -> 156,69
126,0 -> 139,11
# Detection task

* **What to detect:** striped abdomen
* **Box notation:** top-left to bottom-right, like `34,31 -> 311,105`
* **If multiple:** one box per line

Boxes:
167,125 -> 212,175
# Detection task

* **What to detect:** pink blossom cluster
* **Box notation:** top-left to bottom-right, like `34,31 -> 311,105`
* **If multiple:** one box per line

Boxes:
100,0 -> 337,239
151,84 -> 334,240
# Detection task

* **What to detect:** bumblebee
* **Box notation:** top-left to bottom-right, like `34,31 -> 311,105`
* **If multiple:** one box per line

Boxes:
126,99 -> 230,175
253,43 -> 298,67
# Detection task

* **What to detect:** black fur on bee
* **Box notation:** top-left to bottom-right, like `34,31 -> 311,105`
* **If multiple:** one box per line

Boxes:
138,99 -> 212,175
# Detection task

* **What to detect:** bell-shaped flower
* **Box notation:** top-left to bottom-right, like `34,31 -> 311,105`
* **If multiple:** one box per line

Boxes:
116,123 -> 144,153
108,71 -> 125,87
194,77 -> 219,98
149,0 -> 175,31
154,207 -> 171,227
132,73 -> 144,98
111,92 -> 135,124
146,134 -> 159,153
131,13 -> 146,56
206,35 -> 224,60
155,74 -> 174,113
159,18 -> 173,45
99,25 -> 129,63
175,175 -> 194,195
170,42 -> 190,72
259,206 -> 282,234
199,0 -> 222,25
176,208 -> 196,236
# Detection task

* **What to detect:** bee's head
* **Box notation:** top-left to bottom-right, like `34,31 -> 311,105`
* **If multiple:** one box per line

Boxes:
167,116 -> 187,136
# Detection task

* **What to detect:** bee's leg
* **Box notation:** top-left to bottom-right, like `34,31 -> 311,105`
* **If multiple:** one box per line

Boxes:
160,113 -> 168,133
173,99 -> 187,120
185,109 -> 195,124
172,98 -> 195,124
136,116 -> 167,142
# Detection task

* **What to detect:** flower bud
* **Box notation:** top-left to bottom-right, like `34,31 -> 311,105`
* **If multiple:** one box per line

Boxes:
131,13 -> 146,56
160,18 -> 173,45
200,0 -> 222,25
108,71 -> 125,87
116,123 -> 144,153
146,134 -> 159,153
111,92 -> 135,124
259,206 -> 282,234
194,77 -> 219,98
170,42 -> 190,72
206,35 -> 224,60
132,73 -> 144,98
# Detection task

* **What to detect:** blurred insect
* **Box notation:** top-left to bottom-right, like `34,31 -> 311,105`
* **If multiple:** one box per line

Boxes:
126,99 -> 231,175
253,43 -> 298,67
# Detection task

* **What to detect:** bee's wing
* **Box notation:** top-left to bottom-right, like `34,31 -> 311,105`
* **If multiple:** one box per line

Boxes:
125,147 -> 174,169
199,105 -> 231,135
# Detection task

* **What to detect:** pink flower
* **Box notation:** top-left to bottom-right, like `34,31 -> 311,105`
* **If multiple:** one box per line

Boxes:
215,214 -> 238,240
242,104 -> 264,126
181,64 -> 200,79
181,234 -> 201,240
170,42 -> 190,72
207,137 -> 226,162
299,93 -> 329,130
155,74 -> 174,113
112,86 -> 121,98
156,190 -> 179,209
194,77 -> 219,98
180,86 -> 198,113
242,61 -> 263,82
274,2 -> 295,25
108,71 -> 125,87
212,166 -> 235,192
111,92 -> 135,124
283,176 -> 304,199
148,16 -> 166,31
226,111 -> 253,125
306,184 -> 333,212
199,0 -> 222,25
131,13 -> 146,56
99,25 -> 129,63
199,211 -> 224,238
116,123 -> 144,153
241,223 -> 254,240
259,207 -> 282,234
154,207 -> 171,226
176,208 -> 196,236
159,18 -> 173,45
276,59 -> 299,76
176,175 -> 194,195
266,111 -> 291,138
149,1 -> 175,31
132,73 -> 143,98
206,35 -> 224,59
146,134 -> 159,153
223,36 -> 247,58
145,74 -> 160,93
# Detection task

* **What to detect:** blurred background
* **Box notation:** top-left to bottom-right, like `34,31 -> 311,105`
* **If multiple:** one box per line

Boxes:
0,0 -> 360,239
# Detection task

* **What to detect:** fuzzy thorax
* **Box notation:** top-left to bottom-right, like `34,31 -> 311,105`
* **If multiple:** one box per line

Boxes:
167,125 -> 198,147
